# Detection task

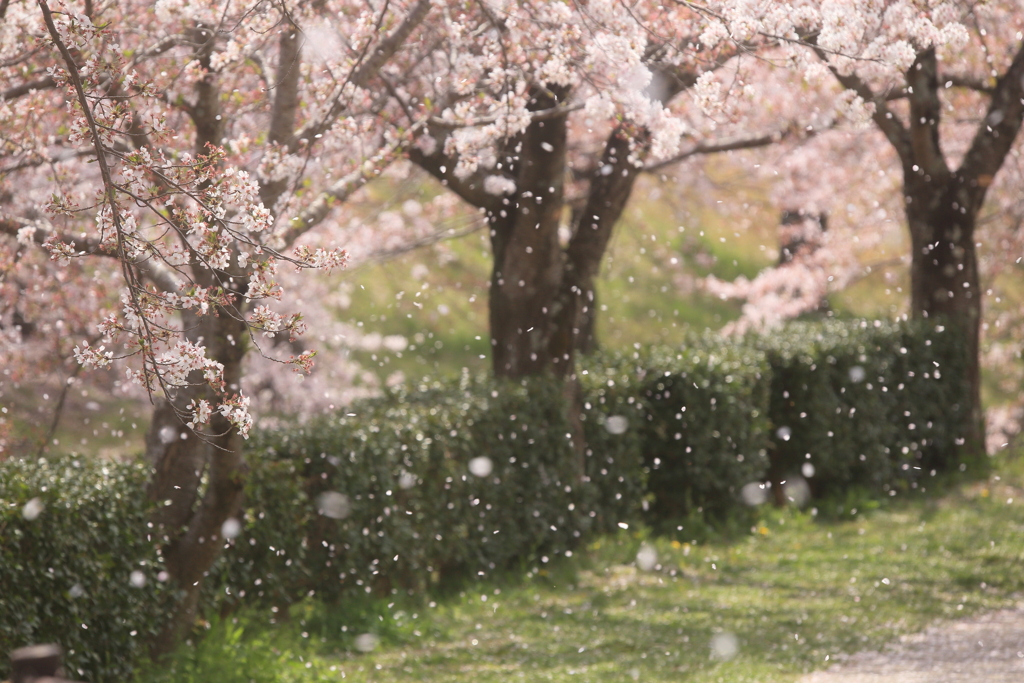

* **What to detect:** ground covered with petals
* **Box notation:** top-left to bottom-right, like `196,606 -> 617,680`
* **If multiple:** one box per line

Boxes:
144,461 -> 1024,683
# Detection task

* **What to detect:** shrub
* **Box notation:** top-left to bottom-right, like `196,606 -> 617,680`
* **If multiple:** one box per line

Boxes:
0,455 -> 172,683
755,319 -> 974,500
583,339 -> 772,522
889,320 -> 975,473
136,614 -> 284,683
209,372 -> 643,610
577,358 -> 648,526
0,318 -> 975,679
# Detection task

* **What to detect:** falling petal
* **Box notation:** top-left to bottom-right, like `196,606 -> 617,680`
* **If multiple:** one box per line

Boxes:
22,498 -> 44,521
354,633 -> 379,652
317,491 -> 351,519
221,517 -> 242,539
468,456 -> 493,478
636,545 -> 658,571
710,632 -> 739,660
741,482 -> 768,506
605,415 -> 629,435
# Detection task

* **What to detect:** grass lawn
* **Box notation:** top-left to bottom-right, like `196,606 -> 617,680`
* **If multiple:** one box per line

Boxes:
144,458 -> 1024,683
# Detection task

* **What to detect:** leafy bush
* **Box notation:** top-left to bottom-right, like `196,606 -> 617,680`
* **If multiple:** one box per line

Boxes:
0,455 -> 172,683
577,359 -> 648,526
209,372 -> 643,610
214,319 -> 971,603
755,319 -> 973,500
0,318 -> 975,681
583,339 -> 772,522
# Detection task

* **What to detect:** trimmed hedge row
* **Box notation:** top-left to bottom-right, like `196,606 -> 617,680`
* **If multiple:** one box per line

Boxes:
0,456 -> 173,683
619,319 -> 973,516
756,319 -> 973,500
206,372 -> 643,610
580,338 -> 771,520
0,319 -> 975,681
211,319 -> 972,611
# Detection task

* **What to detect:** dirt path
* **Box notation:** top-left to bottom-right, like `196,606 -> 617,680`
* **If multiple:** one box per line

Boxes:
800,606 -> 1024,683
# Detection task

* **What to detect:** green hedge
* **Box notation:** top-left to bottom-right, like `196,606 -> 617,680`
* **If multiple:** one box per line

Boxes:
0,318 -> 974,679
0,455 -> 172,683
207,373 -> 643,610
575,319 -> 972,522
582,339 -> 771,521
757,319 -> 973,500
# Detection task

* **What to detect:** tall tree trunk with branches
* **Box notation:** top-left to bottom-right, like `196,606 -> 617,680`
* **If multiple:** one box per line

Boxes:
11,0 -> 435,657
822,43 -> 1024,455
408,63 -> 728,379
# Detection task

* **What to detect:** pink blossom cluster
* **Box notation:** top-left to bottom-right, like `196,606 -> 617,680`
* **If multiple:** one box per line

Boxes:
4,0 -> 1024,445
1,0 -> 435,440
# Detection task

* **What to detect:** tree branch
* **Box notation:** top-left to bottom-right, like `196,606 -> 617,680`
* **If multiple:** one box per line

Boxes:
942,73 -> 994,94
1,75 -> 56,101
277,131 -> 420,248
0,217 -> 181,293
187,23 -> 223,152
959,42 -> 1024,206
905,48 -> 949,179
258,19 -> 304,211
267,21 -> 303,149
644,130 -> 787,172
349,219 -> 485,271
0,148 -> 92,175
428,102 -> 584,129
567,127 -> 645,283
809,40 -> 911,162
649,43 -> 738,105
406,133 -> 500,210
293,0 -> 432,147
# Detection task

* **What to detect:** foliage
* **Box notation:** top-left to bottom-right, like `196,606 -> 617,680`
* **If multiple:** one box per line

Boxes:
137,615 -> 286,683
0,320 -> 977,680
578,318 -> 973,524
0,455 -> 172,682
1,0 -> 433,437
756,319 -> 975,499
207,373 -> 643,610
208,319 -> 975,611
582,340 -> 771,522
139,461 -> 1024,683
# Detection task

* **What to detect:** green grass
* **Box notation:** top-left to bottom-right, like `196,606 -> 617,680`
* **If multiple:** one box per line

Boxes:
142,455 -> 1024,683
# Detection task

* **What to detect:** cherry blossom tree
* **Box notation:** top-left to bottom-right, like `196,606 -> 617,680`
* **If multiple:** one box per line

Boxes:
389,0 -> 802,379
690,1 -> 1024,451
1,0 -> 432,650
388,0 -> 976,386
4,1 -> 1019,650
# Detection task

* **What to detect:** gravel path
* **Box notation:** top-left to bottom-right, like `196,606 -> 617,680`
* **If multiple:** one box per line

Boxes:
800,606 -> 1024,683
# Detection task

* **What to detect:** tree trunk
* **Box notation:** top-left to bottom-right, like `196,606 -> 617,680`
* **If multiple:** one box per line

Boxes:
552,127 -> 646,364
905,176 -> 984,453
145,309 -> 212,533
145,23 -> 251,656
486,122 -> 647,378
828,44 -> 1024,460
147,309 -> 249,656
574,285 -> 599,356
409,62 -> 703,379
487,88 -> 570,379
